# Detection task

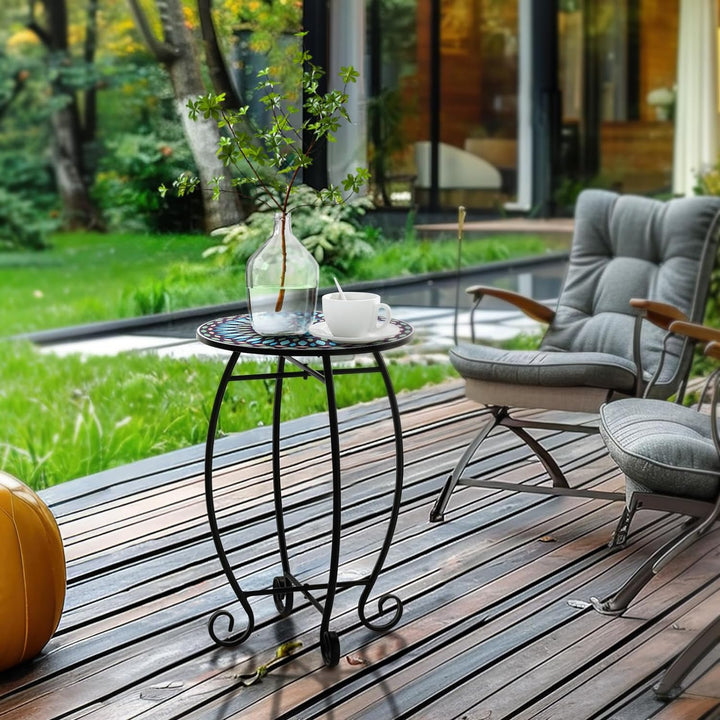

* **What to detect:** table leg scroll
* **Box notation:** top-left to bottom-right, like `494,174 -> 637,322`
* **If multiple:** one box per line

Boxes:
357,351 -> 405,632
204,351 -> 255,646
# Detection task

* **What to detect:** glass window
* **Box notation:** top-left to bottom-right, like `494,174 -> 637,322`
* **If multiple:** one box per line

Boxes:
557,0 -> 677,200
367,0 -> 519,211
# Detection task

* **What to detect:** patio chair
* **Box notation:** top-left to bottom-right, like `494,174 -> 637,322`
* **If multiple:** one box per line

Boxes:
586,329 -> 720,700
430,189 -> 720,529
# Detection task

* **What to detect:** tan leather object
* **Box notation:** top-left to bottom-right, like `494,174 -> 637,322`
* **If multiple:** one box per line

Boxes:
0,471 -> 66,672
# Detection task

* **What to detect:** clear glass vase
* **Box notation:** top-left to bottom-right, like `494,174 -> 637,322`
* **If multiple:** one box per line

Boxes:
246,211 -> 319,335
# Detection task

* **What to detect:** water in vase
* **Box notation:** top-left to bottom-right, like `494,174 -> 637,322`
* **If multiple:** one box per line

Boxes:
249,285 -> 317,335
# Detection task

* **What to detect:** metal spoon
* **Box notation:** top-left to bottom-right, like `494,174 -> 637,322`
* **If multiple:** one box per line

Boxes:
333,276 -> 348,300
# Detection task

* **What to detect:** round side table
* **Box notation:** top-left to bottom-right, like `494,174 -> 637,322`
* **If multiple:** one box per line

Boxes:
196,314 -> 414,667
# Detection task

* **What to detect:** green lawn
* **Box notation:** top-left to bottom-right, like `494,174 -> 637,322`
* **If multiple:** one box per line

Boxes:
1,230 -> 558,335
1,227 -> 558,489
1,340 -> 456,490
2,232 -> 243,336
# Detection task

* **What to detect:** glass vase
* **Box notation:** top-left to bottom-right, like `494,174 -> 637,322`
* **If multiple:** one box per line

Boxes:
246,211 -> 319,335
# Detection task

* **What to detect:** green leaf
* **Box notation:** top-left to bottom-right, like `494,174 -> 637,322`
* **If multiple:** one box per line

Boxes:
340,66 -> 360,83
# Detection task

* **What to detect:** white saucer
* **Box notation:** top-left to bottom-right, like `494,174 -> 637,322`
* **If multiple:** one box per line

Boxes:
309,321 -> 398,344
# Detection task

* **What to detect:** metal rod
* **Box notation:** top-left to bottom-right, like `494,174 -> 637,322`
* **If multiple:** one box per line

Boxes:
357,351 -> 404,631
459,477 -> 624,502
204,351 -> 255,646
271,356 -> 293,577
320,353 -> 343,640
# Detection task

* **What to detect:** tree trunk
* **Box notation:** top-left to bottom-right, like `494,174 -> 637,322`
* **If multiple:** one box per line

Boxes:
50,105 -> 101,229
197,0 -> 242,108
163,0 -> 242,230
127,0 -> 243,231
29,0 -> 101,229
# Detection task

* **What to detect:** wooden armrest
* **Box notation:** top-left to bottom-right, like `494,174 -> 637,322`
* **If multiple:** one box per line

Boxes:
705,342 -> 720,361
465,285 -> 555,324
668,320 -> 720,344
630,298 -> 688,330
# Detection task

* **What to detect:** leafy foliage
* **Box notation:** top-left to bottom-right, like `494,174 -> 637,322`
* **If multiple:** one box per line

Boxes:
92,129 -> 203,232
205,185 -> 375,277
0,187 -> 55,250
167,40 -> 369,216
694,160 -> 720,329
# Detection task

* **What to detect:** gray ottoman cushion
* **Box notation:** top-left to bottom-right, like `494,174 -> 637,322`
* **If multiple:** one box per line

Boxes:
599,398 -> 720,501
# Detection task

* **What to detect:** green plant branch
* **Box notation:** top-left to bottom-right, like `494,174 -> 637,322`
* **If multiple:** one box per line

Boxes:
178,41 -> 366,316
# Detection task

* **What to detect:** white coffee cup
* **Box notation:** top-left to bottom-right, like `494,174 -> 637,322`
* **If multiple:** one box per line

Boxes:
322,292 -> 392,338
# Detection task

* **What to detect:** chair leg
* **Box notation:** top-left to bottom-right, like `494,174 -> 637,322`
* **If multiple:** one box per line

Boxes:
429,407 -> 506,522
589,518 -> 704,616
504,424 -> 569,489
654,614 -> 720,700
607,498 -> 638,549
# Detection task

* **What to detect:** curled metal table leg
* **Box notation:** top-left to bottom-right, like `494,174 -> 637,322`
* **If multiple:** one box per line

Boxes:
204,351 -> 255,646
358,351 -> 404,631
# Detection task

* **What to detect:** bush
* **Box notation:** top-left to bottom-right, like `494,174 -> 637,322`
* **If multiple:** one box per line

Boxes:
92,130 -> 204,233
205,185 -> 376,278
0,187 -> 54,250
0,150 -> 57,213
694,159 -> 720,329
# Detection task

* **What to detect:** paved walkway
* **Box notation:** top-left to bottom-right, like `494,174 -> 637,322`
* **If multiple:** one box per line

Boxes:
39,305 -> 544,361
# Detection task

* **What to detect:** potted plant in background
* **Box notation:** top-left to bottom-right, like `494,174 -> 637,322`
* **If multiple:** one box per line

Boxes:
164,35 -> 369,336
646,85 -> 676,122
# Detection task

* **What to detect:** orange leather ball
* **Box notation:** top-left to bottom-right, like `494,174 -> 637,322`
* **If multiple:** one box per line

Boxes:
0,471 -> 66,672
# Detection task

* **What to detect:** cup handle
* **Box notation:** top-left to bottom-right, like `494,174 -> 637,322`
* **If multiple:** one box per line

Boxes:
376,303 -> 392,330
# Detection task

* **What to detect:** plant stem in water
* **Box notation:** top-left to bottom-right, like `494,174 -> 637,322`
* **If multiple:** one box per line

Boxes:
275,212 -> 288,312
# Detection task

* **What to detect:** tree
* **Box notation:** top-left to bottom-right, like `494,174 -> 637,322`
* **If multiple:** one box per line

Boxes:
197,0 -> 241,108
27,0 -> 102,229
127,0 -> 243,231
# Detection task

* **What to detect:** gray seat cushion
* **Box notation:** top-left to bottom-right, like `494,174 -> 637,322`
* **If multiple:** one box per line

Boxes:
452,190 -> 720,401
540,191 -> 720,392
599,398 -> 720,501
450,343 -> 637,390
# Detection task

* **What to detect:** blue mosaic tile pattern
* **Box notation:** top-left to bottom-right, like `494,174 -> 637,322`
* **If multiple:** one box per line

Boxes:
197,313 -> 414,354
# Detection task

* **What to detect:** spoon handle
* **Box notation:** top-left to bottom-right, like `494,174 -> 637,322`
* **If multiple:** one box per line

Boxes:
333,276 -> 348,300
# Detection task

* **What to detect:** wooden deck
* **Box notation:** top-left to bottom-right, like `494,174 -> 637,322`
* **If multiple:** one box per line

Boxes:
2,380 -> 720,719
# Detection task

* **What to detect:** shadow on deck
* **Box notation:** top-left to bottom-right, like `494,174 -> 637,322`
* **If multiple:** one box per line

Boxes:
1,381 -> 719,719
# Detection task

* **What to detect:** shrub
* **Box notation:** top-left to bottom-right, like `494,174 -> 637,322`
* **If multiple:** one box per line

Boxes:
0,187 -> 54,250
694,159 -> 720,329
205,185 -> 376,278
0,151 -> 57,213
92,130 -> 203,233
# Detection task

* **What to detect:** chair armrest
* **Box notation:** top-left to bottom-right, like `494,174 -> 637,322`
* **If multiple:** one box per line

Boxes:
629,298 -> 688,330
705,341 -> 720,361
668,320 -> 720,345
465,285 -> 555,324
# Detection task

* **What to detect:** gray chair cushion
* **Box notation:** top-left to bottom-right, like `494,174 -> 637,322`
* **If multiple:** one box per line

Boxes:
450,343 -> 637,390
599,398 -> 720,501
452,190 -> 720,400
541,190 -> 720,392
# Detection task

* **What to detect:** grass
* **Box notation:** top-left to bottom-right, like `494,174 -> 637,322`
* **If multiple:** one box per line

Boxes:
1,232 -> 243,336
1,225 -> 557,490
352,232 -> 563,278
0,230 -> 560,335
1,341 -> 457,490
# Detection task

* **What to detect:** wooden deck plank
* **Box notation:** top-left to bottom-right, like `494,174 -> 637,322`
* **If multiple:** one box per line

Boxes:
255,521 -> 714,720
38,492 -> 680,716
1,380 -> 719,720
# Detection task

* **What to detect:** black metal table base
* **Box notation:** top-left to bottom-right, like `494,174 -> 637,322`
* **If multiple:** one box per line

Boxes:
202,346 -> 406,667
